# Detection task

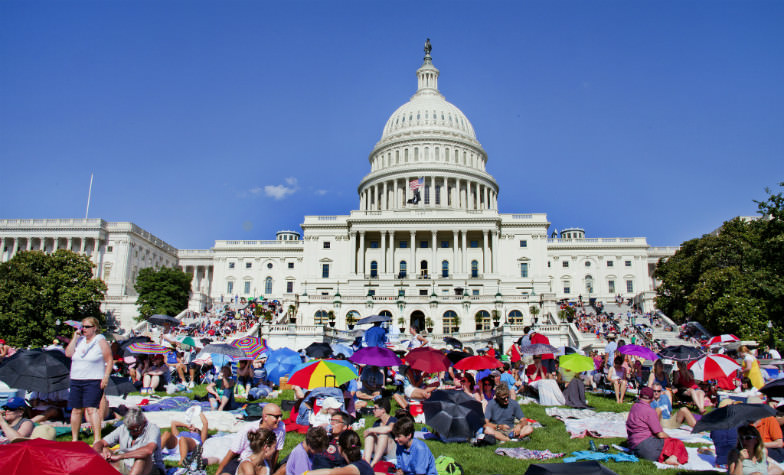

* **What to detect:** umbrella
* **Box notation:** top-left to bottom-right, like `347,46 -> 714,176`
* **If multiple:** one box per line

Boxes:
118,336 -> 152,351
331,343 -> 354,358
265,348 -> 303,384
761,379 -> 784,398
0,349 -> 71,393
453,355 -> 502,371
524,461 -> 619,475
422,389 -> 484,441
356,315 -> 392,325
305,342 -> 333,359
405,347 -> 451,373
148,314 -> 179,326
176,335 -> 198,348
554,346 -> 579,356
688,354 -> 741,381
231,337 -> 268,359
692,403 -> 775,432
349,347 -> 402,367
288,359 -> 359,389
446,351 -> 470,365
519,343 -> 558,355
198,343 -> 247,359
443,336 -> 463,350
706,334 -> 740,346
126,342 -> 171,355
104,376 -> 137,396
0,439 -> 121,475
617,344 -> 658,361
64,320 -> 82,329
558,354 -> 595,373
658,345 -> 705,362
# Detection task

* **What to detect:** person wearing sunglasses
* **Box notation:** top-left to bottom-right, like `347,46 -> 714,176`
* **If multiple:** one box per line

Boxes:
727,425 -> 781,475
216,403 -> 286,475
65,316 -> 113,443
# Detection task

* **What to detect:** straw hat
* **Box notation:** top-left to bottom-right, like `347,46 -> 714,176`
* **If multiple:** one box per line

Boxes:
11,424 -> 56,443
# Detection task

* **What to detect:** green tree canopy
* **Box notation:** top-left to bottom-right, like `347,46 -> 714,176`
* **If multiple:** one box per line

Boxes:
655,183 -> 784,344
134,266 -> 192,320
0,250 -> 107,347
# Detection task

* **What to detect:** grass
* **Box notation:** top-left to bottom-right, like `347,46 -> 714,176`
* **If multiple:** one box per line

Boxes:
56,387 -> 707,475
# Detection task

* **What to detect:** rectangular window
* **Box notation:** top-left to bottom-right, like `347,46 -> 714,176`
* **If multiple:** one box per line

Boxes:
626,280 -> 634,293
608,280 -> 615,293
441,241 -> 449,248
564,285 -> 571,294
227,281 -> 234,294
472,289 -> 479,296
435,185 -> 441,205
400,241 -> 408,248
245,262 -> 252,269
519,240 -> 527,248
470,240 -> 478,248
520,263 -> 528,278
107,246 -> 113,252
369,241 -> 379,248
323,242 -> 331,249
607,261 -> 614,267
419,289 -> 428,296
228,262 -> 235,269
286,281 -> 294,293
420,241 -> 428,248
562,261 -> 569,268
368,289 -> 376,296
548,261 -> 551,268
288,262 -> 294,269
244,281 -> 251,294
625,260 -> 632,267
322,264 -> 330,278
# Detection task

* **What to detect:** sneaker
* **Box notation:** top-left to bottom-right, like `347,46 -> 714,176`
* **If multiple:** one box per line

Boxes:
188,381 -> 195,389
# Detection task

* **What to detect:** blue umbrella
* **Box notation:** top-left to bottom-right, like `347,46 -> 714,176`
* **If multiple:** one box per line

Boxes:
331,343 -> 354,357
265,348 -> 302,384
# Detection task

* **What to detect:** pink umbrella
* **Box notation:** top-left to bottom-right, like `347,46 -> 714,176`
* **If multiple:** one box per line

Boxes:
617,344 -> 658,361
349,347 -> 402,367
706,334 -> 740,346
688,354 -> 741,381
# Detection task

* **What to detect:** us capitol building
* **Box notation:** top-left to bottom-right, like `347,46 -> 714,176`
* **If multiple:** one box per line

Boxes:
0,43 -> 677,345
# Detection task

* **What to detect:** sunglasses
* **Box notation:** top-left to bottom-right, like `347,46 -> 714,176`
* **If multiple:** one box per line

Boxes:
266,413 -> 283,419
82,325 -> 95,329
742,435 -> 759,441
653,390 -> 662,393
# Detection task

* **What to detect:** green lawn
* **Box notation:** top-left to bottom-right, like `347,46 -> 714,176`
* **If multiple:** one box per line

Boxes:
61,387 -> 706,474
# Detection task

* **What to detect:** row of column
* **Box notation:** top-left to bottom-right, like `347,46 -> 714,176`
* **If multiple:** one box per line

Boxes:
182,265 -> 213,294
1,236 -> 99,262
349,229 -> 499,277
359,176 -> 498,211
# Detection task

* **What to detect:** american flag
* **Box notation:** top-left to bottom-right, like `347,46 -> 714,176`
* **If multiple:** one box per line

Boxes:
409,178 -> 424,190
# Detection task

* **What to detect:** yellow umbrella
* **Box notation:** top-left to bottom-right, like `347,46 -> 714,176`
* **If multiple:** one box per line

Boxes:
558,353 -> 595,373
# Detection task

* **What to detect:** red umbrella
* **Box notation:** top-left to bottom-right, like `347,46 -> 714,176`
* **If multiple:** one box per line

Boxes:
0,439 -> 121,475
706,334 -> 740,346
688,354 -> 741,381
453,355 -> 502,371
405,347 -> 451,373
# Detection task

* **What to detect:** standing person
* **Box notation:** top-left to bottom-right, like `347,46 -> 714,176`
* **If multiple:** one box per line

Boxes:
739,346 -> 765,390
216,403 -> 286,475
392,417 -> 437,475
406,327 -> 428,349
237,428 -> 277,475
364,322 -> 387,348
529,331 -> 555,378
65,316 -> 113,443
93,406 -> 164,475
625,387 -> 684,465
308,430 -> 375,475
604,334 -> 618,370
285,426 -> 329,475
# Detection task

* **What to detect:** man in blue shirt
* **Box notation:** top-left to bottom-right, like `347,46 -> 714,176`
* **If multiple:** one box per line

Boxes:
393,417 -> 437,475
365,322 -> 387,348
650,383 -> 697,428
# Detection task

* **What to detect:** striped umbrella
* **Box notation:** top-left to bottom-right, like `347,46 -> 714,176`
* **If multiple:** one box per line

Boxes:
231,336 -> 268,359
127,342 -> 171,354
288,359 -> 359,389
688,354 -> 741,381
706,334 -> 740,346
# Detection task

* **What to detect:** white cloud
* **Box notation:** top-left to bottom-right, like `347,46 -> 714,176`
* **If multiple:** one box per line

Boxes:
285,177 -> 297,186
249,187 -> 263,195
264,183 -> 297,200
315,189 -> 328,196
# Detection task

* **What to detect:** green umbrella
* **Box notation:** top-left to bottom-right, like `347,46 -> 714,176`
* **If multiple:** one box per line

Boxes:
176,336 -> 197,347
558,353 -> 595,373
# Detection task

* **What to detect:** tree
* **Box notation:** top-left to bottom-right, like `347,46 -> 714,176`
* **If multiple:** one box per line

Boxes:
655,183 -> 784,344
0,250 -> 107,347
134,266 -> 192,320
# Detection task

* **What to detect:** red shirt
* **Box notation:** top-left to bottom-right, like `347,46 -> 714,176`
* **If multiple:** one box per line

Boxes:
530,333 -> 554,360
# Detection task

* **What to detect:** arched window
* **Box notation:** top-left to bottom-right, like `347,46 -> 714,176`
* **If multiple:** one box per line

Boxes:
420,260 -> 428,277
441,260 -> 449,278
475,310 -> 491,330
399,261 -> 407,278
508,310 -> 524,325
471,260 -> 479,278
370,261 -> 378,278
443,310 -> 458,333
314,310 -> 329,325
346,310 -> 360,327
264,277 -> 272,295
585,275 -> 594,294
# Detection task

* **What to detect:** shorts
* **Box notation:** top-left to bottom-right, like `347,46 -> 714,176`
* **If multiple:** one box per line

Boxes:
69,379 -> 104,409
541,359 -> 556,374
661,416 -> 681,429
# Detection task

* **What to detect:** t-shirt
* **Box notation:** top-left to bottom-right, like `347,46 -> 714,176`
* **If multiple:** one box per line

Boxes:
650,394 -> 672,419
285,442 -> 312,475
754,416 -> 783,444
604,342 -> 618,366
351,459 -> 375,475
396,438 -> 437,475
231,419 -> 286,461
484,399 -> 525,427
360,366 -> 385,392
365,326 -> 387,348
312,436 -> 347,470
626,400 -> 662,449
372,416 -> 397,429
102,421 -> 164,471
70,334 -> 108,380
500,372 -> 516,389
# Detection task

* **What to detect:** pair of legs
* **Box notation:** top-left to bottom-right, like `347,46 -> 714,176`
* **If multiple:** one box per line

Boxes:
392,386 -> 435,409
176,363 -> 196,385
612,378 -> 627,403
71,406 -> 102,443
161,433 -> 199,466
110,454 -> 156,475
482,420 -> 533,442
142,373 -> 162,392
363,432 -> 394,467
680,387 -> 706,413
208,393 -> 232,410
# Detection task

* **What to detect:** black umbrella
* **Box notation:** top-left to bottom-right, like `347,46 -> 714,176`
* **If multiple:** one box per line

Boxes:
446,351 -> 470,364
356,315 -> 392,325
0,349 -> 71,393
104,376 -> 137,396
524,461 -> 618,475
422,389 -> 484,441
692,403 -> 775,433
148,314 -> 179,326
760,378 -> 784,398
443,337 -> 463,350
305,342 -> 333,359
658,345 -> 705,362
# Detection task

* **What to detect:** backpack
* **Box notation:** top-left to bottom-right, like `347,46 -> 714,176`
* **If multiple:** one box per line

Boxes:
435,455 -> 463,475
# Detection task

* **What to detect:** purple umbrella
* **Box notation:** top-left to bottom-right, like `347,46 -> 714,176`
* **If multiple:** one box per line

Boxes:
349,346 -> 402,367
617,344 -> 658,361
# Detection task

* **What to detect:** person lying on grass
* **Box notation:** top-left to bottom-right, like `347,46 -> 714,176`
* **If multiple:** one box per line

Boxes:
160,410 -> 210,466
482,382 -> 533,442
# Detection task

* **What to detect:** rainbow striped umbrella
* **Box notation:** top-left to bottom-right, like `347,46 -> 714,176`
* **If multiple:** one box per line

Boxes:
288,359 -> 359,389
127,342 -> 171,355
231,336 -> 268,359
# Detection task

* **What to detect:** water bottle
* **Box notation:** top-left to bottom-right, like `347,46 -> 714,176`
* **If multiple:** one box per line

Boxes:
589,439 -> 597,451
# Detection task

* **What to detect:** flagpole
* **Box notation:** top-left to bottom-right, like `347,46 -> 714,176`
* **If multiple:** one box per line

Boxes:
85,173 -> 93,219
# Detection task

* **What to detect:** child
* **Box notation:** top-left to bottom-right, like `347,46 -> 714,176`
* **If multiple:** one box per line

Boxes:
392,417 -> 437,475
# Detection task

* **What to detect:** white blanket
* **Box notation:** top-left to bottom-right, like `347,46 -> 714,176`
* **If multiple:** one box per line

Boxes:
546,408 -> 627,439
653,447 -> 722,472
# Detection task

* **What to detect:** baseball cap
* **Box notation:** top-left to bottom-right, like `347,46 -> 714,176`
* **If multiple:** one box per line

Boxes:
2,397 -> 27,410
639,387 -> 655,399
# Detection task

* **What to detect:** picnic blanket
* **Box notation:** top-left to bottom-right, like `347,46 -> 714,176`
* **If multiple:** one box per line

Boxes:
495,448 -> 564,460
545,408 -> 627,439
652,447 -> 722,472
143,410 -> 243,433
563,450 -> 638,463
663,427 -> 712,445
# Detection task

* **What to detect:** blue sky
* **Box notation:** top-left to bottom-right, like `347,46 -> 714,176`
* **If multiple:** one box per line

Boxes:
1,1 -> 782,248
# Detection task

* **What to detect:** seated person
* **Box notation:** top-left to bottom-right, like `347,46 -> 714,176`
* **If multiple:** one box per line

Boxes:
672,360 -> 707,413
160,409 -> 210,466
355,365 -> 384,411
308,430 -> 375,475
93,406 -> 165,475
0,397 -> 34,444
649,382 -> 697,428
312,411 -> 351,470
392,366 -> 435,410
727,425 -> 783,475
607,355 -> 629,404
482,383 -> 533,443
28,389 -> 69,423
751,396 -> 784,463
392,417 -> 437,475
524,355 -> 547,395
141,354 -> 168,395
285,426 -> 329,475
207,365 -> 236,411
237,360 -> 255,395
362,397 -> 397,467
216,403 -> 286,475
237,428 -> 277,475
625,387 -> 684,465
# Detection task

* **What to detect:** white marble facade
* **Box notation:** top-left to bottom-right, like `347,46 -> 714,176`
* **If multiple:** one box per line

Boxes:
1,47 -> 676,332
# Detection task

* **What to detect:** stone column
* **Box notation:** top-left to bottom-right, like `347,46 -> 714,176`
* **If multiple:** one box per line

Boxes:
431,231 -> 437,277
452,231 -> 459,275
409,230 -> 415,276
393,180 -> 399,209
12,238 -> 19,258
483,230 -> 489,273
67,237 -> 73,252
358,231 -> 366,276
27,238 -> 32,251
380,230 -> 387,274
383,181 -> 388,210
484,186 -> 490,210
80,238 -> 86,253
461,230 -> 467,274
492,230 -> 499,274
349,232 -> 356,274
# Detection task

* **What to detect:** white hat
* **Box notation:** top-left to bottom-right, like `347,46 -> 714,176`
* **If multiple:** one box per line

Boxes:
320,397 -> 342,411
184,405 -> 202,425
